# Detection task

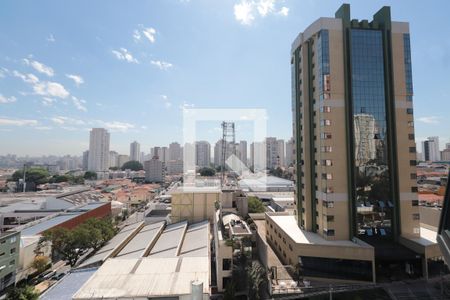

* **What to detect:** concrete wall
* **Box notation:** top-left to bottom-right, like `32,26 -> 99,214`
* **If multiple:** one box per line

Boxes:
171,191 -> 220,224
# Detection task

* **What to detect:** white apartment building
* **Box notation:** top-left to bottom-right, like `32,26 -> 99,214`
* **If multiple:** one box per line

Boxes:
422,136 -> 440,161
144,158 -> 165,183
196,141 -> 211,168
285,138 -> 294,166
238,140 -> 247,166
88,128 -> 110,172
166,160 -> 184,175
130,141 -> 140,162
169,142 -> 183,161
109,151 -> 118,168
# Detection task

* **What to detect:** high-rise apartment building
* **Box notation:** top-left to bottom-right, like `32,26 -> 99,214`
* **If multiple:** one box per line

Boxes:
160,147 -> 169,163
285,138 -> 294,166
130,141 -> 140,162
422,136 -> 440,161
238,140 -> 248,166
214,139 -> 233,167
82,150 -> 89,171
144,157 -> 164,183
118,154 -> 129,168
195,141 -> 211,168
109,151 -> 118,168
88,128 -> 110,172
277,139 -> 285,167
151,147 -> 161,159
265,137 -> 278,169
264,4 -> 435,283
169,142 -> 183,161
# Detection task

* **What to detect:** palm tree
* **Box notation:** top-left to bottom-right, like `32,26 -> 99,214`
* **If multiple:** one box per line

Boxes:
247,261 -> 267,300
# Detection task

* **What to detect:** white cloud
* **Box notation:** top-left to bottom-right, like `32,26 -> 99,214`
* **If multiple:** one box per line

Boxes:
0,94 -> 17,104
151,60 -> 173,70
133,30 -> 142,41
234,1 -> 255,25
142,27 -> 157,43
278,6 -> 289,16
72,96 -> 87,112
112,48 -> 139,63
0,118 -> 38,126
161,94 -> 172,109
23,58 -> 54,76
35,126 -> 52,130
41,97 -> 56,106
66,74 -> 84,86
417,116 -> 441,124
33,81 -> 70,99
51,116 -> 85,125
257,0 -> 275,16
46,34 -> 56,42
96,120 -> 135,132
234,0 -> 289,25
13,70 -> 39,84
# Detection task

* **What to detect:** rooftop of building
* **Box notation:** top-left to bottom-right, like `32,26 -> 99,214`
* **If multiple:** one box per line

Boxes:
17,201 -> 110,237
73,220 -> 210,299
267,213 -> 372,248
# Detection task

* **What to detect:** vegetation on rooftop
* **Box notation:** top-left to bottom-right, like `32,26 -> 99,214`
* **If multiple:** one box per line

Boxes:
247,196 -> 266,214
199,167 -> 216,176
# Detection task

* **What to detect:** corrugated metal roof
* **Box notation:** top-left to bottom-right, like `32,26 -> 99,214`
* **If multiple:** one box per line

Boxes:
147,221 -> 187,258
21,213 -> 80,236
72,257 -> 209,299
179,221 -> 209,257
40,268 -> 98,300
115,222 -> 164,259
78,222 -> 143,268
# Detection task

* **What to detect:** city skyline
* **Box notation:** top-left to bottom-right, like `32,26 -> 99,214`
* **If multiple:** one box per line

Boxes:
1,0 -> 450,156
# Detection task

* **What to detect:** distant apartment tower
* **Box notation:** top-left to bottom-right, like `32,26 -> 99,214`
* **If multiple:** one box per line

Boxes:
422,136 -> 440,161
88,128 -> 110,172
265,137 -> 280,169
144,157 -> 164,183
166,160 -> 184,175
130,141 -> 140,162
169,142 -> 183,161
117,155 -> 129,168
109,151 -> 118,168
82,150 -> 89,171
250,142 -> 266,172
195,141 -> 211,168
238,140 -> 248,166
214,139 -> 233,167
160,147 -> 169,163
285,138 -> 294,166
292,5 -> 419,242
277,139 -> 285,167
151,147 -> 161,159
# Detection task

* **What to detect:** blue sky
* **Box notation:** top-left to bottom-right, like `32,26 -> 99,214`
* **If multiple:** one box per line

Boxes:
0,0 -> 449,156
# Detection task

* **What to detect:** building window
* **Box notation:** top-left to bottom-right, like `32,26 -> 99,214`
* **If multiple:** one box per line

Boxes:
410,173 -> 417,180
408,121 -> 414,127
9,260 -> 14,266
323,229 -> 335,236
409,147 -> 416,153
321,159 -> 333,166
409,160 -> 417,166
326,215 -> 335,222
403,33 -> 414,96
323,201 -> 334,208
321,133 -> 332,139
321,119 -> 331,126
411,186 -> 418,193
10,248 -> 15,254
320,106 -> 331,113
412,200 -> 419,206
222,259 -> 232,271
412,213 -> 420,221
408,134 -> 415,140
321,173 -> 333,180
10,236 -> 16,244
406,108 -> 414,114
321,146 -> 333,153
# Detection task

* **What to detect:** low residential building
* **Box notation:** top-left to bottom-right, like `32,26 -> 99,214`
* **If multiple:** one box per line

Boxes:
0,231 -> 20,292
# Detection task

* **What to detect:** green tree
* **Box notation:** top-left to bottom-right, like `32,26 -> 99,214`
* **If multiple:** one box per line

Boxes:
31,255 -> 50,274
109,166 -> 119,171
247,261 -> 266,300
199,167 -> 216,176
49,175 -> 70,183
121,160 -> 143,171
11,167 -> 50,185
83,171 -> 97,180
223,282 -> 236,300
78,218 -> 116,251
6,285 -> 39,300
248,196 -> 266,213
69,175 -> 85,185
